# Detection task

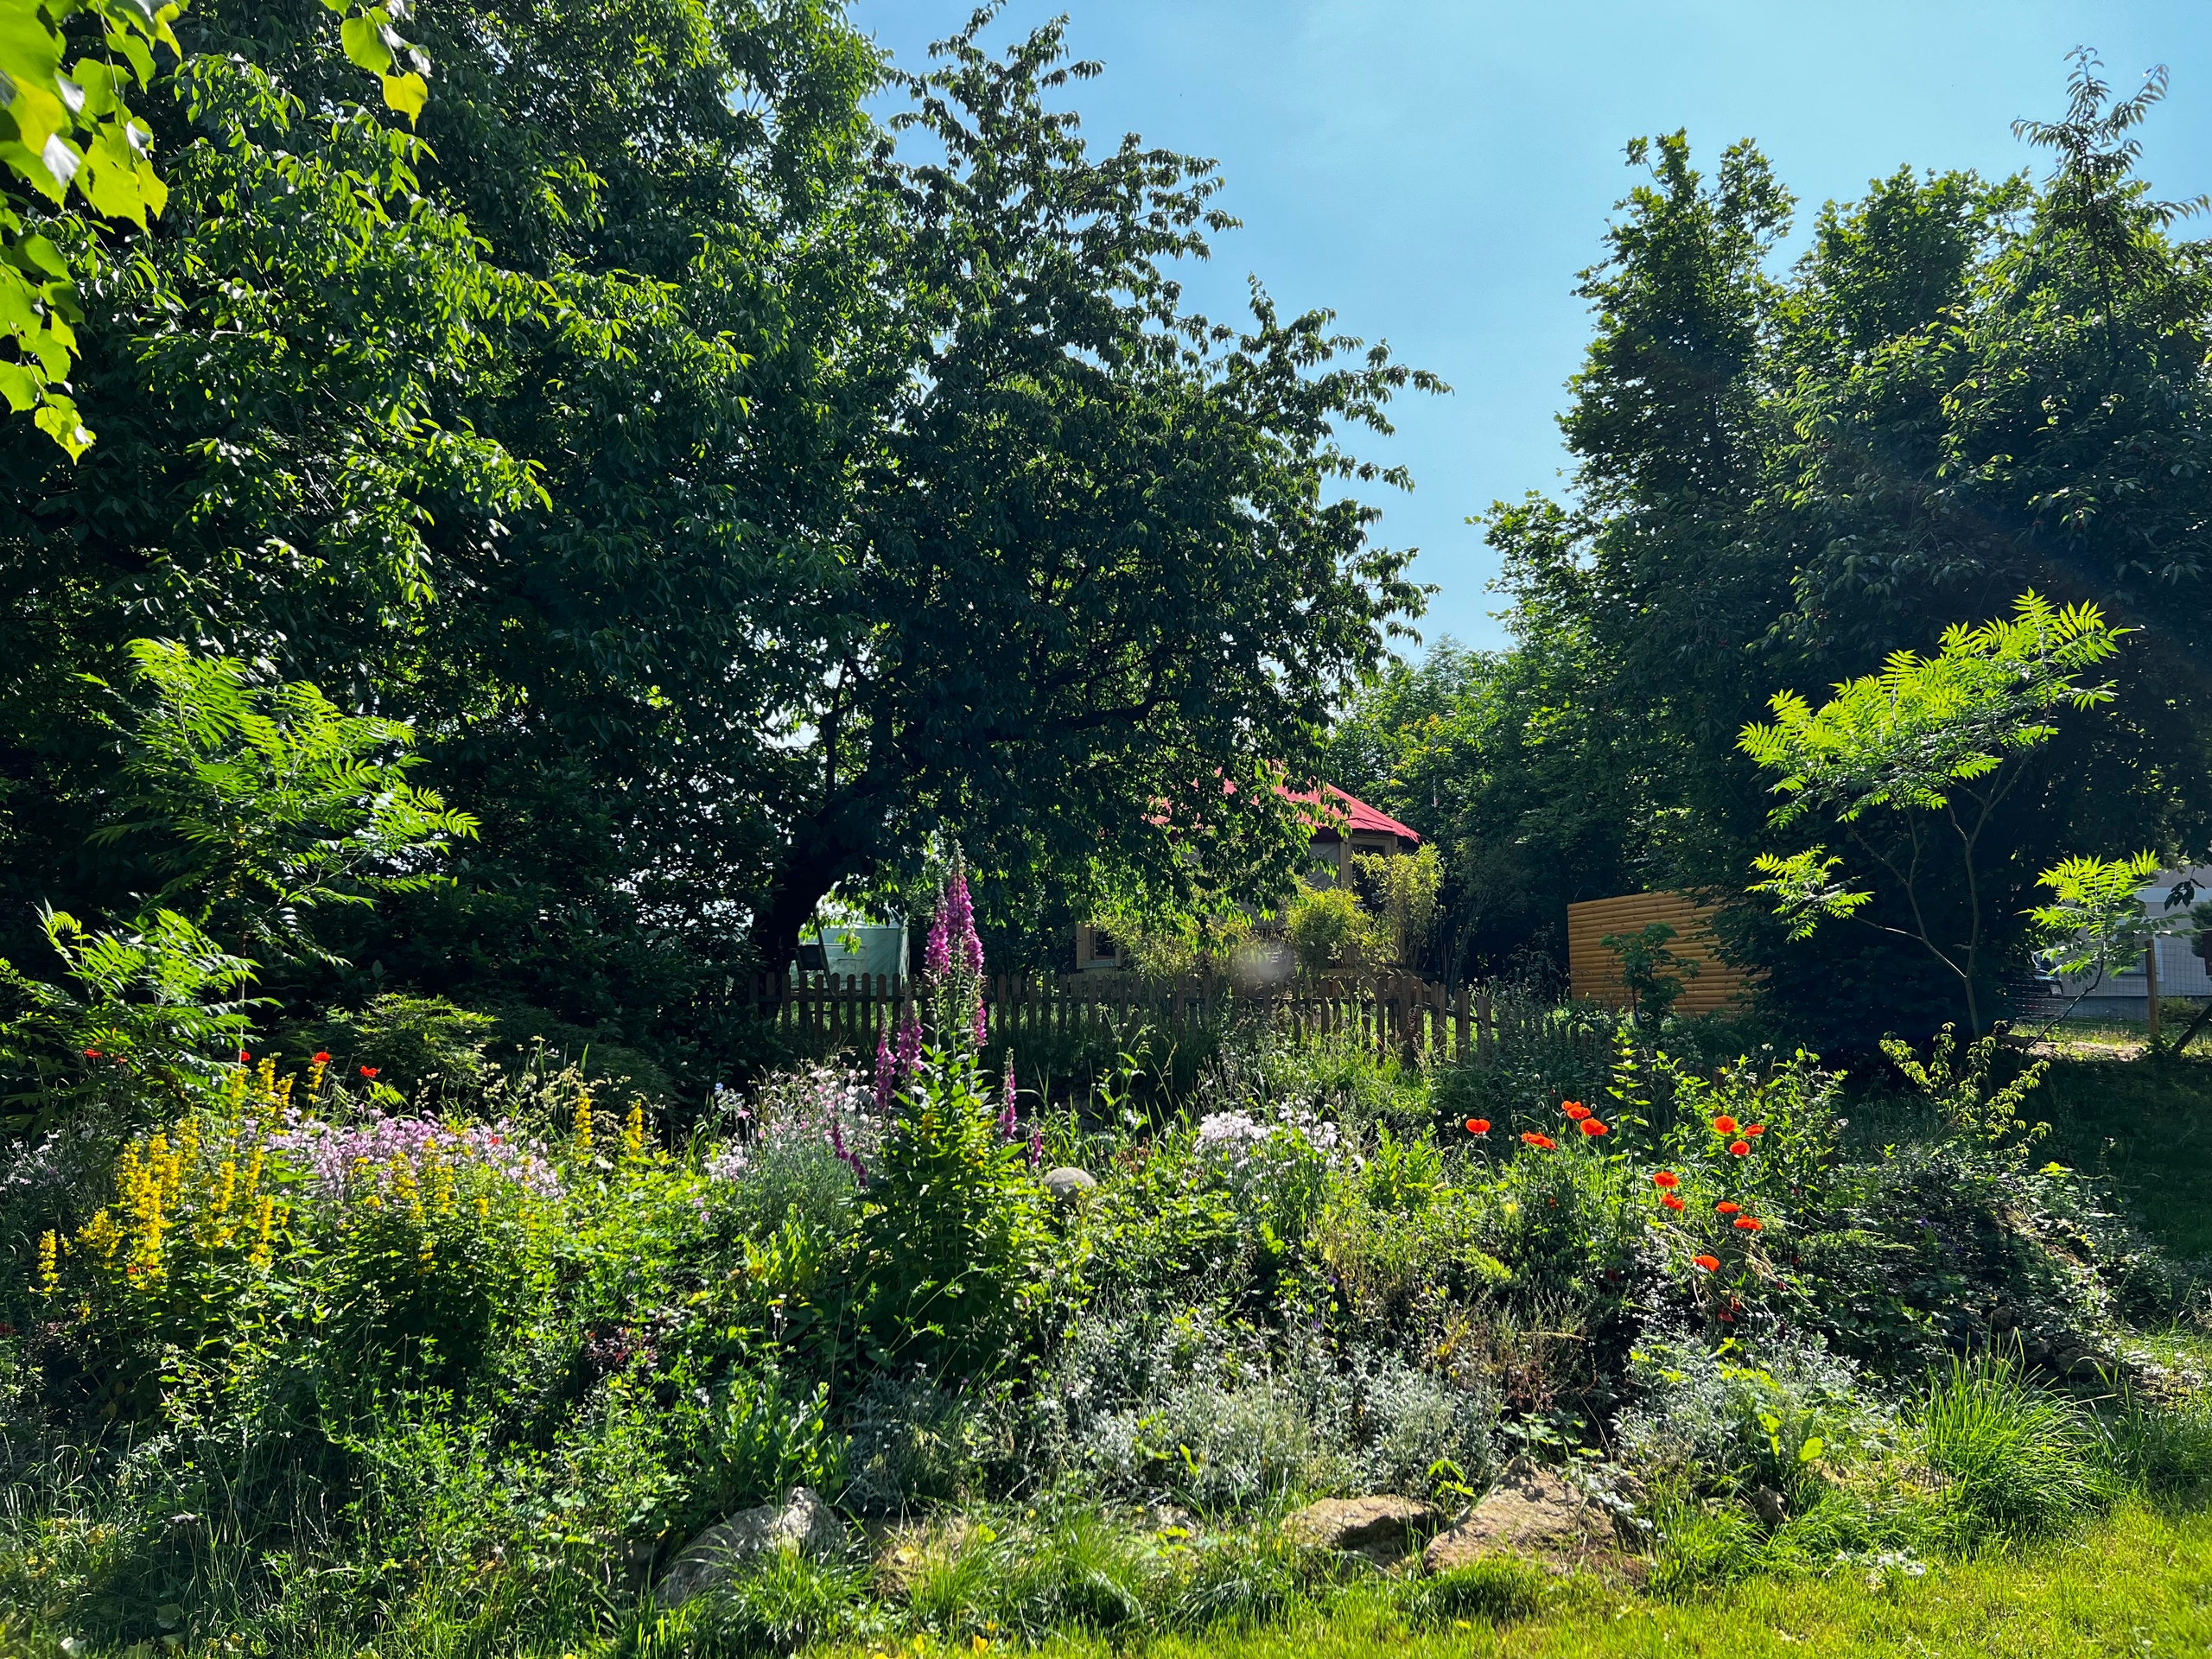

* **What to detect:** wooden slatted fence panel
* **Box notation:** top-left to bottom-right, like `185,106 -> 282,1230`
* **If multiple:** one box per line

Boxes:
1566,892 -> 1755,1016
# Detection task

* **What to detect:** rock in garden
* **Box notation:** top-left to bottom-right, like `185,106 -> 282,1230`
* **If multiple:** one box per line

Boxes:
1421,1459 -> 1612,1573
1283,1495 -> 1441,1560
1042,1166 -> 1097,1201
656,1486 -> 842,1608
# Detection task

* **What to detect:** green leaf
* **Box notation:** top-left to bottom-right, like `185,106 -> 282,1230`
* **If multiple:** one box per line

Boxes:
1798,1436 -> 1824,1464
341,14 -> 394,77
35,395 -> 93,459
0,359 -> 41,411
381,70 -> 426,124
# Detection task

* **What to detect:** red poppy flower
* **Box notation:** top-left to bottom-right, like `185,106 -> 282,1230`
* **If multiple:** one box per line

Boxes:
1712,1115 -> 1738,1135
1580,1118 -> 1610,1137
238,1051 -> 251,1065
1662,1193 -> 1686,1211
1562,1102 -> 1592,1122
1729,1140 -> 1751,1157
1693,1255 -> 1719,1273
1744,1123 -> 1766,1136
1520,1132 -> 1557,1150
359,1065 -> 380,1079
1465,1118 -> 1491,1135
1733,1216 -> 1764,1232
313,1051 -> 332,1065
1653,1170 -> 1680,1189
83,1047 -> 100,1059
1715,1200 -> 1741,1215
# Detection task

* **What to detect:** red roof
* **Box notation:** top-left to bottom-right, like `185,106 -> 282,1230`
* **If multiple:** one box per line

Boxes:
1282,784 -> 1420,845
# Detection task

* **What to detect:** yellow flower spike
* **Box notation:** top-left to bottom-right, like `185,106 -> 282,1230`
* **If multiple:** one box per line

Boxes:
213,1160 -> 237,1218
79,1209 -> 120,1268
35,1230 -> 59,1297
249,1195 -> 277,1267
257,1057 -> 277,1100
474,1193 -> 490,1222
575,1090 -> 594,1150
624,1100 -> 646,1161
242,1147 -> 264,1203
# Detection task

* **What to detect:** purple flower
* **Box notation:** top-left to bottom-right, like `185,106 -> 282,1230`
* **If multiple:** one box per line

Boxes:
972,998 -> 988,1049
895,1015 -> 921,1075
925,905 -> 951,976
946,867 -> 984,976
874,1032 -> 898,1116
1027,1126 -> 1043,1169
999,1059 -> 1019,1141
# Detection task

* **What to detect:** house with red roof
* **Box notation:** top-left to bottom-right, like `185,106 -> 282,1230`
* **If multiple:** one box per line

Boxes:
1073,783 -> 1421,971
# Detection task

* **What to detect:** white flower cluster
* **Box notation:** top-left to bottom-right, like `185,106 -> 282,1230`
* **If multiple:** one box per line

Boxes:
706,1063 -> 879,1183
1193,1101 -> 1339,1194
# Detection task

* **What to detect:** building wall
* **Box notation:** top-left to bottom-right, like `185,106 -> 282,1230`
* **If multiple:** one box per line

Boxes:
2052,865 -> 2212,1006
1566,892 -> 1757,1016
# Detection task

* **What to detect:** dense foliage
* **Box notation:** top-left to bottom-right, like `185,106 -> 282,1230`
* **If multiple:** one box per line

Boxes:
6,17 -> 2212,1659
1328,57 -> 2212,1037
0,3 -> 1429,1094
5,914 -> 2209,1655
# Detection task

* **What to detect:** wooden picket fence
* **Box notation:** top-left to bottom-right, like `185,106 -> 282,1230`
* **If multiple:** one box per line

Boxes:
718,970 -> 1622,1069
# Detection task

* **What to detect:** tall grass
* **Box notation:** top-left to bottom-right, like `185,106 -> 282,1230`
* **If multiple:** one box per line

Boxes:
1916,1352 -> 2107,1536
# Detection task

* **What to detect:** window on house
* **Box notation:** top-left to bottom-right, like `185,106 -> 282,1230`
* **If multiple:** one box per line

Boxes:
1090,930 -> 1118,961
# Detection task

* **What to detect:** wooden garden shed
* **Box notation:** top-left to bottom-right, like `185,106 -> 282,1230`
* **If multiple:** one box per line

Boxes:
1566,892 -> 1756,1015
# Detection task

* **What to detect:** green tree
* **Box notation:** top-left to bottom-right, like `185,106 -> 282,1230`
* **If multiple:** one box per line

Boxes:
1324,625 -> 1654,982
1448,58 -> 2212,1037
88,639 -> 479,970
1,6 -> 1431,1087
1739,593 -> 2124,1033
746,16 -> 1437,965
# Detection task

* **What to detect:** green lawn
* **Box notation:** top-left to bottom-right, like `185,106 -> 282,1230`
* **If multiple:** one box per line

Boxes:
2033,1052 -> 2212,1258
921,1500 -> 2212,1659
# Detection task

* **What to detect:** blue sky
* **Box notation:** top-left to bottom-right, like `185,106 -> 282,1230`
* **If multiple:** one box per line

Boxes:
854,1 -> 2212,652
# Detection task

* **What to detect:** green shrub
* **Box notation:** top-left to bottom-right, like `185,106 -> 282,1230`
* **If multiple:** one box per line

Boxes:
1616,1330 -> 1881,1503
2098,1385 -> 2212,1498
1917,1352 -> 2107,1535
296,993 -> 498,1106
854,1049 -> 1056,1375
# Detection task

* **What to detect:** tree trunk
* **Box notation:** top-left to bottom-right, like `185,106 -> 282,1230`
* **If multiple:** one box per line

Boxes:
756,834 -> 870,974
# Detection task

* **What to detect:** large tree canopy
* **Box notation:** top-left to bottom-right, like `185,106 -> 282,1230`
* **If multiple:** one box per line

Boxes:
1332,54 -> 2212,1038
0,3 -> 1431,1084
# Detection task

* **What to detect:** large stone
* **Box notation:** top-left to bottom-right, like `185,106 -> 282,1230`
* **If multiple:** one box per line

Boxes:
1421,1460 -> 1612,1573
1283,1495 -> 1441,1560
1042,1166 -> 1097,1202
656,1486 -> 842,1608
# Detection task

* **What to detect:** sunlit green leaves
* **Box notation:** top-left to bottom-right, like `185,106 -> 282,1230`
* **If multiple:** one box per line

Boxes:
1748,849 -> 1873,942
1739,592 -> 2124,830
2025,850 -> 2166,980
86,640 -> 481,969
328,0 -> 429,125
0,0 -> 189,451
